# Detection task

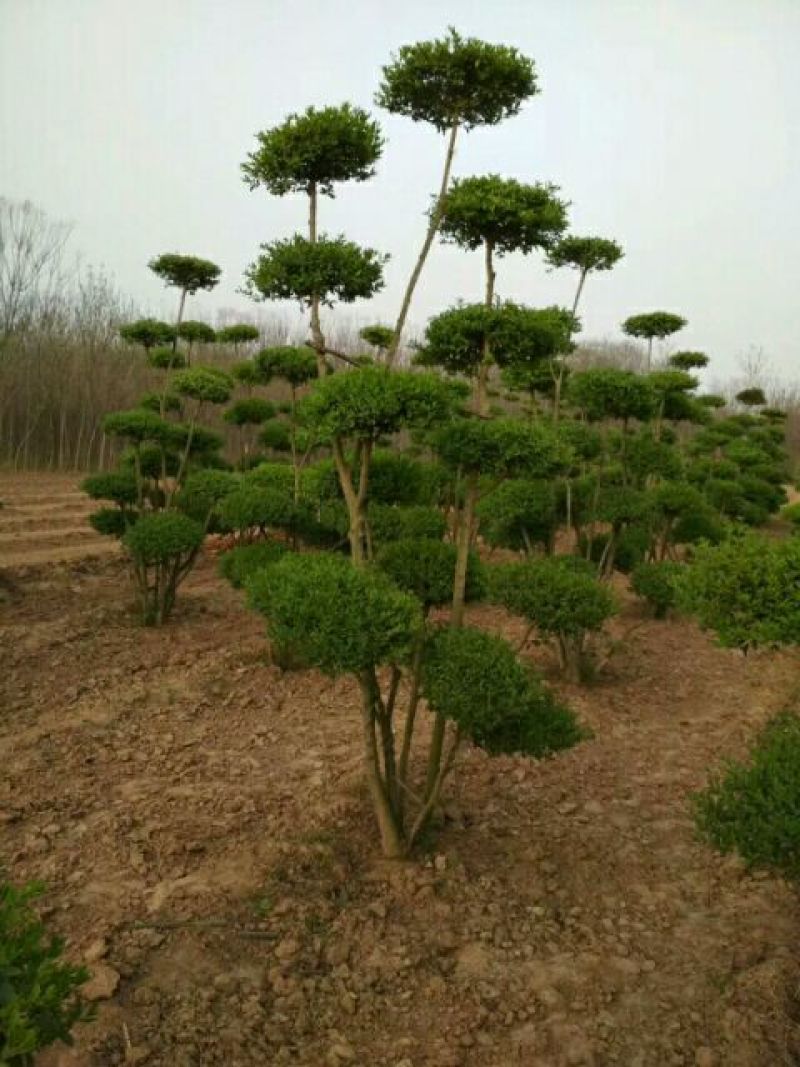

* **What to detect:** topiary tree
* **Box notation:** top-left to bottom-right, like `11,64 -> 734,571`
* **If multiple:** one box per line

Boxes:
359,324 -> 394,356
668,350 -> 709,371
630,560 -> 684,618
736,386 -> 767,408
242,104 -> 383,367
176,320 -> 216,364
170,366 -> 233,496
216,323 -> 260,353
240,550 -> 581,855
243,235 -> 386,374
224,397 -> 276,468
678,533 -> 800,651
0,881 -> 93,1065
255,345 -> 319,496
300,366 -> 455,562
477,478 -> 557,555
148,253 -> 221,351
376,28 -> 539,363
622,310 -> 687,370
119,317 -> 176,351
489,558 -> 617,681
547,235 -> 623,315
123,511 -> 205,625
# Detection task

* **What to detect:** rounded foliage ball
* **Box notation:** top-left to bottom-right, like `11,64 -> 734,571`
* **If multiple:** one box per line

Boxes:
630,561 -> 684,618
218,540 -> 288,589
244,235 -> 387,307
123,511 -> 204,564
376,537 -> 484,609
489,559 -> 616,638
246,552 -> 421,674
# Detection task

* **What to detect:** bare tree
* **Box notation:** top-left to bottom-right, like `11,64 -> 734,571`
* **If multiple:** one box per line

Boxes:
0,198 -> 72,340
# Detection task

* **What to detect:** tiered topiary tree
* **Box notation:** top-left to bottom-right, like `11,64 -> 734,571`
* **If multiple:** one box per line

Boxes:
376,29 -> 539,364
148,252 -> 221,352
216,323 -> 260,353
622,310 -> 687,370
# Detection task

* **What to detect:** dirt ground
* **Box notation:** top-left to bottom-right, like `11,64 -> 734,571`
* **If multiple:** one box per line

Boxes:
2,474 -> 800,1067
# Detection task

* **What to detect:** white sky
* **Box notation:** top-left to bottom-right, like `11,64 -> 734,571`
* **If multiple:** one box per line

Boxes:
1,0 -> 798,379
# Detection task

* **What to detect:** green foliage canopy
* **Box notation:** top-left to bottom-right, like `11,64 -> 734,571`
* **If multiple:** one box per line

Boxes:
439,175 -> 568,254
244,235 -> 386,307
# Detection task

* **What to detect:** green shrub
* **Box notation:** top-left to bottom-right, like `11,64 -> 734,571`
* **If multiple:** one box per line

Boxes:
81,471 -> 138,507
174,469 -> 239,527
88,507 -> 136,538
489,559 -> 616,681
242,463 -> 297,496
259,420 -> 292,452
677,533 -> 800,650
376,538 -> 485,609
693,710 -> 800,881
781,501 -> 800,529
477,478 -> 556,553
173,366 -> 233,405
123,512 -> 205,625
218,540 -> 288,588
148,345 -> 186,370
420,625 -> 584,755
246,552 -> 420,673
224,397 -> 276,426
368,503 -> 447,545
630,561 -> 684,618
217,484 -> 298,535
0,881 -> 93,1065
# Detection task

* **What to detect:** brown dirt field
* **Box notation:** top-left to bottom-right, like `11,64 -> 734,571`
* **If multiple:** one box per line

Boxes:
2,475 -> 800,1067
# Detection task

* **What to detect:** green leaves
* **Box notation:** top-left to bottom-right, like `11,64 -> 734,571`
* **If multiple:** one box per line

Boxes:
377,538 -> 485,609
246,553 -> 421,674
255,345 -> 318,387
568,368 -> 657,423
693,710 -> 800,882
242,104 -> 383,197
102,408 -> 177,445
419,303 -> 576,377
301,367 -> 455,441
489,559 -> 616,640
420,625 -> 583,755
440,175 -> 568,255
177,320 -> 216,344
546,235 -> 623,274
630,561 -> 684,618
0,881 -> 93,1063
669,350 -> 710,371
119,318 -> 176,349
622,310 -> 687,342
224,397 -> 276,426
432,417 -> 570,479
148,253 -> 221,294
376,29 -> 538,132
244,235 -> 386,307
173,367 -> 233,405
123,512 -> 204,565
678,534 -> 800,650
216,323 -> 260,346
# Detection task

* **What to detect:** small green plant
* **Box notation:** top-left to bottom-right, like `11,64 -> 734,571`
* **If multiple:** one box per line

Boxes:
693,710 -> 800,882
621,310 -> 687,369
0,881 -> 93,1065
218,540 -> 288,588
489,558 -> 616,681
123,511 -> 205,625
630,560 -> 683,618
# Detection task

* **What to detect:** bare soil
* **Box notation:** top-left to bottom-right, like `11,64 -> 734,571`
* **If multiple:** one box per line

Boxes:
2,474 -> 799,1067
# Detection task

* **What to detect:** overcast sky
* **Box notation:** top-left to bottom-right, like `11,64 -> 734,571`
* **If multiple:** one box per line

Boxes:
2,0 -> 798,380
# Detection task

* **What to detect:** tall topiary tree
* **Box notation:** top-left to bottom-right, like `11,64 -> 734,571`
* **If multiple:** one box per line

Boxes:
242,104 -> 383,369
148,253 -> 221,351
376,29 -> 539,364
436,175 -> 569,412
176,320 -> 216,365
547,235 -> 623,315
119,318 -> 176,351
622,310 -> 687,370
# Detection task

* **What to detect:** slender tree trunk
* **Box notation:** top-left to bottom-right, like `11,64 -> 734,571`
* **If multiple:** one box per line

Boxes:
572,268 -> 588,317
386,120 -> 459,367
307,182 -> 327,376
173,288 -> 187,354
647,336 -> 653,371
475,240 -> 495,417
359,670 -> 404,858
451,473 -> 478,627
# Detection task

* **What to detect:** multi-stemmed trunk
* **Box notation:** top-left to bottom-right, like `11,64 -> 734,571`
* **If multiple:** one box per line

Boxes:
386,120 -> 459,367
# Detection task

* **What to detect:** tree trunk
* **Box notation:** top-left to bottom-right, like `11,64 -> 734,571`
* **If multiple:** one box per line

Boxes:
386,120 -> 459,367
359,670 -> 404,858
307,182 -> 327,376
475,240 -> 495,417
451,473 -> 478,627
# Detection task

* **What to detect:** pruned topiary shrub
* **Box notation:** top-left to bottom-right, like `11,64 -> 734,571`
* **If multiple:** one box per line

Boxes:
367,503 -> 447,547
0,881 -> 93,1065
174,469 -> 239,530
677,533 -> 800,651
630,560 -> 683,618
218,540 -> 288,589
489,558 -> 617,681
421,624 -> 585,756
217,483 -> 301,541
477,478 -> 557,555
123,512 -> 205,625
376,538 -> 485,613
693,710 -> 800,882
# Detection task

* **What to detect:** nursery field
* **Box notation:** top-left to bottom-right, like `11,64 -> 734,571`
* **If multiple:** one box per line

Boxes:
2,474 -> 799,1067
